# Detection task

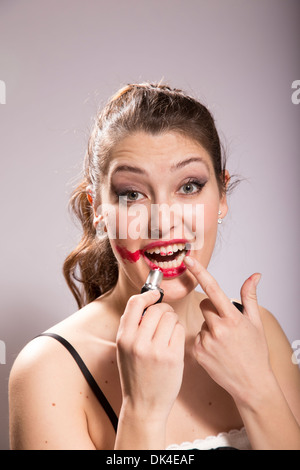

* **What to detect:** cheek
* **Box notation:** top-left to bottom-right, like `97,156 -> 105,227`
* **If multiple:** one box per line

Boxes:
106,204 -> 150,241
202,202 -> 219,254
107,206 -> 145,265
186,200 -> 218,254
204,204 -> 218,233
115,244 -> 141,263
182,200 -> 218,251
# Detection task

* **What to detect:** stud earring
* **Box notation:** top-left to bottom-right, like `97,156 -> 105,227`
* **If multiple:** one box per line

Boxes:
218,210 -> 223,224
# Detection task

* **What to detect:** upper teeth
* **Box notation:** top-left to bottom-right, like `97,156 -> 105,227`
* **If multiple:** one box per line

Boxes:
145,242 -> 186,256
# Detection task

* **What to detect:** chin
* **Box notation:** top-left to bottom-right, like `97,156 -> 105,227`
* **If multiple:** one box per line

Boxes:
160,270 -> 197,302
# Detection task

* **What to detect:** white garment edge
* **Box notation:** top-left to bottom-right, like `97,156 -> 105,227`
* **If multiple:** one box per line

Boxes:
166,427 -> 251,450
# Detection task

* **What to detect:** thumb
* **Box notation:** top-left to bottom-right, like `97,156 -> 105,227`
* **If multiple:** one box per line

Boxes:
240,273 -> 262,323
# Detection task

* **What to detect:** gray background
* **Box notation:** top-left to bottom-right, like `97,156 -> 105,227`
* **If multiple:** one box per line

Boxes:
0,0 -> 299,450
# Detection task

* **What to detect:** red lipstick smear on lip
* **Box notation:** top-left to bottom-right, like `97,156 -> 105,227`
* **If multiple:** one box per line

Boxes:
116,245 -> 141,263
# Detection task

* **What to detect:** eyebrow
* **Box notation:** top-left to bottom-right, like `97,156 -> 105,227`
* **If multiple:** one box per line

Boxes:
111,157 -> 210,176
112,164 -> 146,175
170,156 -> 210,173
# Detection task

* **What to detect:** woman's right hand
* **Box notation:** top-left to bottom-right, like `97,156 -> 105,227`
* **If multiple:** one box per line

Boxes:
116,289 -> 185,423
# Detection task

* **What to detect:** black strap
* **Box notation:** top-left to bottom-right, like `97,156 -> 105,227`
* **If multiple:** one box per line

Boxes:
37,333 -> 118,432
231,301 -> 244,314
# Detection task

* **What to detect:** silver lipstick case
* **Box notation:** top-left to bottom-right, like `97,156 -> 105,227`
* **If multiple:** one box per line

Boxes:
141,269 -> 164,314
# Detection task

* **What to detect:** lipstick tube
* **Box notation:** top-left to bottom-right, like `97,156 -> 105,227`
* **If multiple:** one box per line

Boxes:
141,269 -> 164,315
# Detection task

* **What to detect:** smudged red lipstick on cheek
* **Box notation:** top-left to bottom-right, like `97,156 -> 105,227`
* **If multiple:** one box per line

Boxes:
116,245 -> 141,263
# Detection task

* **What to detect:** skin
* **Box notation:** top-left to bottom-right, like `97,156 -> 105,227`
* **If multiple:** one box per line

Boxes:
98,131 -> 227,307
9,131 -> 300,450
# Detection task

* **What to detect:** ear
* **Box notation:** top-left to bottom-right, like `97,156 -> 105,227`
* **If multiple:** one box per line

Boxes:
86,185 -> 104,229
93,214 -> 106,231
218,170 -> 230,218
86,184 -> 94,204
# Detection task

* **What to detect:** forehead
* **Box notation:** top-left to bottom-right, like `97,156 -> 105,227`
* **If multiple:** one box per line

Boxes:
108,131 -> 213,173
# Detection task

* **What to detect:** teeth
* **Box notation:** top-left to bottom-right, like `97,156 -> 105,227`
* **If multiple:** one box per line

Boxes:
145,242 -> 186,255
166,245 -> 173,256
144,242 -> 189,269
147,249 -> 187,269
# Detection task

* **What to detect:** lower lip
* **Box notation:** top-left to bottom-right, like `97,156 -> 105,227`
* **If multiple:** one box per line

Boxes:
141,250 -> 190,278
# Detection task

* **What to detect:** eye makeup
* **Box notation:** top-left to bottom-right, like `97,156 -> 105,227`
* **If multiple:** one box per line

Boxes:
178,177 -> 207,196
111,185 -> 145,203
110,176 -> 208,204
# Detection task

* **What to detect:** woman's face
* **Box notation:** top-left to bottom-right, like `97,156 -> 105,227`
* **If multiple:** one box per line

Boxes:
98,131 -> 228,301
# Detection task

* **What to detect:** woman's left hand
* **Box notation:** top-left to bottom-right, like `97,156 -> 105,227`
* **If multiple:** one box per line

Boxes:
184,255 -> 273,407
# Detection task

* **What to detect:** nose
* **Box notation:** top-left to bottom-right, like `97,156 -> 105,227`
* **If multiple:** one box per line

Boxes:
148,201 -> 183,240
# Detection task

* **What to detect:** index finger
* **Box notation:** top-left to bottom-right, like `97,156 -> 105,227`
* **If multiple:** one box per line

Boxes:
183,256 -> 233,317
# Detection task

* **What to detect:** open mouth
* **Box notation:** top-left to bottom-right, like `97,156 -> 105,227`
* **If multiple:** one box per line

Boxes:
142,242 -> 190,271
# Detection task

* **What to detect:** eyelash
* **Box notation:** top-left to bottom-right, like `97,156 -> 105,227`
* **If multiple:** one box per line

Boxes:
114,178 -> 207,203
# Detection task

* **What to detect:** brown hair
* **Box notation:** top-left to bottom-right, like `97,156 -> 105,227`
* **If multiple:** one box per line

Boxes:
63,82 -> 234,309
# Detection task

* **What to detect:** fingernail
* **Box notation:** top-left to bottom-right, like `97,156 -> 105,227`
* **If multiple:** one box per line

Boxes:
152,289 -> 160,296
253,273 -> 262,287
184,256 -> 194,267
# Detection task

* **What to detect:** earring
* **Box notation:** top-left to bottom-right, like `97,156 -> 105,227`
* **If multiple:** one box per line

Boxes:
218,210 -> 223,224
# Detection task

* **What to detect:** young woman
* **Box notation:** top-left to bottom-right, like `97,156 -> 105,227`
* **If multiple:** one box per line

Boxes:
9,83 -> 300,450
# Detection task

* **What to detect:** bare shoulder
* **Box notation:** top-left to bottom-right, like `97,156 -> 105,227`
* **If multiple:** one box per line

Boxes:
258,304 -> 300,423
10,296 -> 118,380
9,332 -> 82,403
258,305 -> 295,361
9,298 -> 120,449
9,333 -> 96,449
